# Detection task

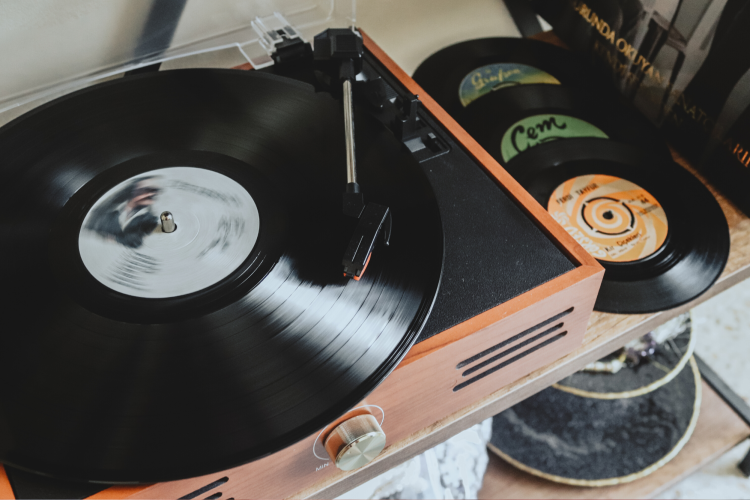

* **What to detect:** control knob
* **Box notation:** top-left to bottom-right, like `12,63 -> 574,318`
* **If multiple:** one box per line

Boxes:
324,414 -> 386,471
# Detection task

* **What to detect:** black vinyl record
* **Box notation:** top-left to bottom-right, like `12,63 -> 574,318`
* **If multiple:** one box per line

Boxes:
504,139 -> 729,313
412,37 -> 607,117
0,69 -> 442,483
455,83 -> 672,163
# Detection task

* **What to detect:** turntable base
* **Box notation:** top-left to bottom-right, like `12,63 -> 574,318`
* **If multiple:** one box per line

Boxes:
3,27 -> 750,500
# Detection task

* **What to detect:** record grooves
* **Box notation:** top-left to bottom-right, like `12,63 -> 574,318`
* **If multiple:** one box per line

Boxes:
0,69 -> 443,483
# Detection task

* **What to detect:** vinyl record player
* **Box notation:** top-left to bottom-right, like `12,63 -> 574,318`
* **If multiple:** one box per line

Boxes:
0,2 -> 603,498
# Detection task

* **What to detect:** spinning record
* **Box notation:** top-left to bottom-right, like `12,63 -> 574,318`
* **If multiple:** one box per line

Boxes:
455,84 -> 671,162
0,69 -> 443,482
412,37 -> 608,116
489,357 -> 702,486
504,139 -> 729,313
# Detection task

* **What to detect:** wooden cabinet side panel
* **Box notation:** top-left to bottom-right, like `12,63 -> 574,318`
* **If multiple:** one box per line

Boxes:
294,270 -> 601,498
102,271 -> 600,499
363,270 -> 599,438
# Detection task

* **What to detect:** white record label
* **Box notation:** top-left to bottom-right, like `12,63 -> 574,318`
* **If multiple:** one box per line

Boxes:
78,167 -> 260,298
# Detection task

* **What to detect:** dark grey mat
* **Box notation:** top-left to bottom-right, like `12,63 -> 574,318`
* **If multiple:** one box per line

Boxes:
490,358 -> 699,484
556,317 -> 692,397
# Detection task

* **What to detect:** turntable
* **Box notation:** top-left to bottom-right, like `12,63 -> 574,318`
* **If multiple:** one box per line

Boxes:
0,2 -> 602,498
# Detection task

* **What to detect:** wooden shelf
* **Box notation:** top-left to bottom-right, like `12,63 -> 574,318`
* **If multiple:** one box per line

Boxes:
478,381 -> 750,499
306,150 -> 750,498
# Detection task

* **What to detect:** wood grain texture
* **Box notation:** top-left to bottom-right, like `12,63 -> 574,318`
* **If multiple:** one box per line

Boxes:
88,485 -> 151,499
478,381 -> 750,499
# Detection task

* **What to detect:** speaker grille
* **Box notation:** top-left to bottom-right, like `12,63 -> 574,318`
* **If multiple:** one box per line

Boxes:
453,307 -> 573,391
178,477 -> 228,500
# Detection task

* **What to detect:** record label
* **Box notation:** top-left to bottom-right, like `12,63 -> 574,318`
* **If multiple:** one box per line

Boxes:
78,167 -> 260,298
547,174 -> 668,263
500,114 -> 608,162
458,63 -> 560,107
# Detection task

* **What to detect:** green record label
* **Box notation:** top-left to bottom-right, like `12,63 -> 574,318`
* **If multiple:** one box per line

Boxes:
459,63 -> 560,107
500,114 -> 608,162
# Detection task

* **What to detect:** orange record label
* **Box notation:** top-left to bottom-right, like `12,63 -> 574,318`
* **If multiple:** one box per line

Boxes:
547,175 -> 668,263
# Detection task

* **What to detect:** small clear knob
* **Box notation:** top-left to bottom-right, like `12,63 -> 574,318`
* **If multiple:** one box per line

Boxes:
324,414 -> 386,471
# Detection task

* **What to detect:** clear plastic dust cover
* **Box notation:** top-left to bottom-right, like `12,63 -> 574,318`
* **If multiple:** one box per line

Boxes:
0,0 -> 356,114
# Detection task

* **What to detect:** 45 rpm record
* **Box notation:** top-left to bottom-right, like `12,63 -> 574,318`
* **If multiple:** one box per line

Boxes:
455,84 -> 672,162
504,139 -> 729,313
0,69 -> 442,483
412,37 -> 608,116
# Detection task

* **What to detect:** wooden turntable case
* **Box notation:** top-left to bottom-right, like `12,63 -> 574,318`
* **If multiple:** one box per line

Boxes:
0,31 -> 603,500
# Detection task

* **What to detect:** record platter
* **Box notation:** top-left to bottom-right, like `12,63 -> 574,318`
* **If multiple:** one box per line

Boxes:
0,19 -> 603,500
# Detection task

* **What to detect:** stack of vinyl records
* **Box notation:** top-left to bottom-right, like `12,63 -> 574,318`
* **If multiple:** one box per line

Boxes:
414,38 -> 730,314
488,314 -> 700,486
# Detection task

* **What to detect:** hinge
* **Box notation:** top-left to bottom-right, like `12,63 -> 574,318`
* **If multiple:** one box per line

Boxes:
251,12 -> 311,66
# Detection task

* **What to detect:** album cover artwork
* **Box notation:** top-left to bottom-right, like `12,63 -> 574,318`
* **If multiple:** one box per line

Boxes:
533,0 -> 750,215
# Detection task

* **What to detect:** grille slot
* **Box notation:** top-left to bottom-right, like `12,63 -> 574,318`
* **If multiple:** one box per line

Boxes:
453,332 -> 567,391
456,307 -> 573,369
461,322 -> 564,377
178,477 -> 228,500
